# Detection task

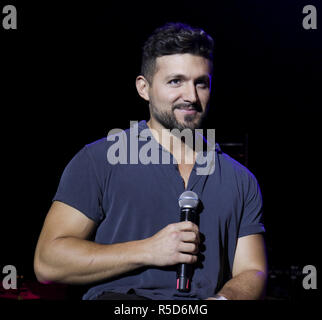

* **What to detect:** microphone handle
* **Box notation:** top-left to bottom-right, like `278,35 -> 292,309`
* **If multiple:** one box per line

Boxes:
180,208 -> 196,223
177,208 -> 196,292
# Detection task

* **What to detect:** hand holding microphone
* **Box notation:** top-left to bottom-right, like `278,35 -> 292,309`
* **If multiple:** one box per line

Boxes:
176,191 -> 199,292
145,191 -> 200,275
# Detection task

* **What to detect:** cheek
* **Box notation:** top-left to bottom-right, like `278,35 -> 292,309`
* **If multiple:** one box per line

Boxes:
199,90 -> 210,105
152,87 -> 180,105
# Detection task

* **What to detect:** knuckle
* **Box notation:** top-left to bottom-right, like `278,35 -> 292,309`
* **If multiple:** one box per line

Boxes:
168,223 -> 176,231
182,254 -> 192,264
192,244 -> 198,254
188,255 -> 197,264
170,231 -> 180,241
187,221 -> 194,229
189,232 -> 198,244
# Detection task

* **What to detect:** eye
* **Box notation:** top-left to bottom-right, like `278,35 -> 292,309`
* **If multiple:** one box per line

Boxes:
196,80 -> 209,89
168,79 -> 182,86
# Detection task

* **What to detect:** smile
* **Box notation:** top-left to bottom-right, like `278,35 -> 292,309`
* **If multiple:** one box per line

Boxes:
176,108 -> 198,115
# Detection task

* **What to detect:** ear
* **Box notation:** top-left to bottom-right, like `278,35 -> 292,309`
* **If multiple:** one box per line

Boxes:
135,75 -> 150,101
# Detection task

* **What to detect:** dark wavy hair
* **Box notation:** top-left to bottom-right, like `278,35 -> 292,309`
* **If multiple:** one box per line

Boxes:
141,22 -> 214,83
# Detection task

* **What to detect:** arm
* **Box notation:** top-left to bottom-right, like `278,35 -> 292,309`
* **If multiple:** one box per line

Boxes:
34,201 -> 199,285
207,234 -> 267,300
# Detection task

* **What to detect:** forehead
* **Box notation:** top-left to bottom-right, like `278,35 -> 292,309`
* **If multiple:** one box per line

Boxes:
154,54 -> 212,78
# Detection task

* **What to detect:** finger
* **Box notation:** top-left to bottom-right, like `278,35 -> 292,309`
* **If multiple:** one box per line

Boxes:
178,221 -> 199,233
178,252 -> 198,264
179,231 -> 199,244
178,242 -> 199,254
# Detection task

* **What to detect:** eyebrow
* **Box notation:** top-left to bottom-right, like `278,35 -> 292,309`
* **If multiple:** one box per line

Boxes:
165,73 -> 211,82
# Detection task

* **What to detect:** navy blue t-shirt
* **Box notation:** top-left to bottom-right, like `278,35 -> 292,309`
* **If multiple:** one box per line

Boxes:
53,120 -> 265,300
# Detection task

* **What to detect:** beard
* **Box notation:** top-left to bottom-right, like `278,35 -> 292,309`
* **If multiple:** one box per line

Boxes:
149,102 -> 207,131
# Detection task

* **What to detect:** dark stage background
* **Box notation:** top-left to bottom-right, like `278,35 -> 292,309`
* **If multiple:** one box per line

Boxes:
0,0 -> 321,300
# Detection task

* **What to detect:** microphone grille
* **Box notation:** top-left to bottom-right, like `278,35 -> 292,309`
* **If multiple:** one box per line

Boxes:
178,191 -> 199,209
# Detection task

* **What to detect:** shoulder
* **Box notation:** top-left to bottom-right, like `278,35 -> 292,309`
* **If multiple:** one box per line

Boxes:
81,122 -> 137,168
84,137 -> 109,158
216,148 -> 259,186
215,150 -> 263,210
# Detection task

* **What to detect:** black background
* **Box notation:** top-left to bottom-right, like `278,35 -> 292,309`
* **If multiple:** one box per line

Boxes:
0,0 -> 321,300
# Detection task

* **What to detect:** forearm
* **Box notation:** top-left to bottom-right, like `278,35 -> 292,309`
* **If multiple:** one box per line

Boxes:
34,236 -> 150,285
211,270 -> 267,300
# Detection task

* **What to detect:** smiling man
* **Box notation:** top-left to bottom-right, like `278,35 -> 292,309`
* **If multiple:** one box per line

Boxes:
139,54 -> 210,131
34,23 -> 267,300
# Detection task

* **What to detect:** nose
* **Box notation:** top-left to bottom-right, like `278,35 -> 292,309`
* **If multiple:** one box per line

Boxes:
182,82 -> 199,104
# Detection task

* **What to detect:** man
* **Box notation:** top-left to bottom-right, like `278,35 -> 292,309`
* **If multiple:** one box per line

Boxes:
34,23 -> 267,300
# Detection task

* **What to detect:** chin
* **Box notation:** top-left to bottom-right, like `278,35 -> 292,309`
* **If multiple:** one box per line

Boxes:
181,118 -> 202,130
177,123 -> 199,131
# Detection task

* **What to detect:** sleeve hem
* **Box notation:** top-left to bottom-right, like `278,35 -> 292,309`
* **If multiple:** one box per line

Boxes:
52,197 -> 101,224
238,224 -> 265,238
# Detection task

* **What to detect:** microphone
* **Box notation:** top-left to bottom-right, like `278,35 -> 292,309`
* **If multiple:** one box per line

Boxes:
176,190 -> 199,292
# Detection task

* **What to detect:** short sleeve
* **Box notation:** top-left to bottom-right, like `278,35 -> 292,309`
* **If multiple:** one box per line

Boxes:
238,171 -> 265,238
53,146 -> 104,224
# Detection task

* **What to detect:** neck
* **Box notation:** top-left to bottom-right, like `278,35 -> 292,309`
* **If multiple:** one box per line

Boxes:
147,117 -> 196,166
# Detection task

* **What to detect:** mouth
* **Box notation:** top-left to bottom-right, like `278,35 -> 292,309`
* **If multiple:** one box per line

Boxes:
178,109 -> 197,115
175,106 -> 198,115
